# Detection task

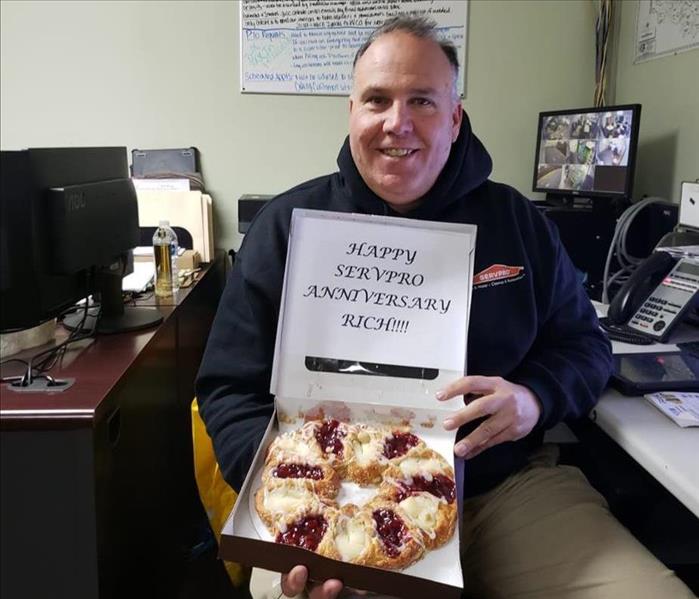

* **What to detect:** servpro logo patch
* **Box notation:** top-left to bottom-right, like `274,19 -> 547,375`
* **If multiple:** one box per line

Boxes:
473,264 -> 525,289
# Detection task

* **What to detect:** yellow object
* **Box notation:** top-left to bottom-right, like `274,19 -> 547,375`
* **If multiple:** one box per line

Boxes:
191,399 -> 249,587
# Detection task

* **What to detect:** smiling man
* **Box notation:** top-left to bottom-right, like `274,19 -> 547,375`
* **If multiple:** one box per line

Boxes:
196,16 -> 694,599
348,28 -> 462,211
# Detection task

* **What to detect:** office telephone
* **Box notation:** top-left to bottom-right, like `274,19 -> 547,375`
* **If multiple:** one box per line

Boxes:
604,251 -> 699,343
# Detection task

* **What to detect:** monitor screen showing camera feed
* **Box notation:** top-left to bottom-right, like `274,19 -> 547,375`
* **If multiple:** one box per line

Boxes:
533,105 -> 640,198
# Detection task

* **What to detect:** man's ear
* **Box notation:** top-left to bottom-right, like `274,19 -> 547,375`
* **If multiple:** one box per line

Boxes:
349,96 -> 354,114
451,102 -> 463,142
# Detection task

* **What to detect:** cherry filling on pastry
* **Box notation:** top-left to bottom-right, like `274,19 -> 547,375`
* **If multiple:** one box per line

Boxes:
383,431 -> 419,459
259,421 -> 456,566
372,508 -> 409,557
276,515 -> 328,551
315,419 -> 346,456
272,463 -> 324,480
395,474 -> 456,504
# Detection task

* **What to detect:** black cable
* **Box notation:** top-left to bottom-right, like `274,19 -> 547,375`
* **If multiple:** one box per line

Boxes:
33,301 -> 90,373
17,295 -> 99,387
0,357 -> 30,369
0,358 -> 31,384
21,329 -> 95,386
599,317 -> 654,345
2,268 -> 99,387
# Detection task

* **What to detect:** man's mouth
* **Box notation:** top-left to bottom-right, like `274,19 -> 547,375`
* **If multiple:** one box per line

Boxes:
379,148 -> 417,158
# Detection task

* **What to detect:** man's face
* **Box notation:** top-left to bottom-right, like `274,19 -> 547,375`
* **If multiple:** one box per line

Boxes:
349,31 -> 462,213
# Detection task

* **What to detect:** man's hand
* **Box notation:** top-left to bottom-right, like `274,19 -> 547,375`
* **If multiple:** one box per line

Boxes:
281,565 -> 343,598
436,375 -> 542,459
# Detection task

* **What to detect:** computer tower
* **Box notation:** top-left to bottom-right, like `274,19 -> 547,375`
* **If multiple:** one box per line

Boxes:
540,202 -> 679,302
625,202 -> 679,257
540,206 -> 617,301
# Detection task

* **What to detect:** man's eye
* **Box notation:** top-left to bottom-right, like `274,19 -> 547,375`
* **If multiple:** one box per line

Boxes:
412,98 -> 434,107
367,96 -> 388,106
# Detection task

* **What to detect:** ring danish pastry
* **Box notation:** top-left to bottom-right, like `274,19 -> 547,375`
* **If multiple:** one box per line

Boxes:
255,419 -> 457,570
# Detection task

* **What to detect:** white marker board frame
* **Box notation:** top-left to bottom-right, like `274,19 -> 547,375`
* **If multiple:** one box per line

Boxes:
240,0 -> 468,96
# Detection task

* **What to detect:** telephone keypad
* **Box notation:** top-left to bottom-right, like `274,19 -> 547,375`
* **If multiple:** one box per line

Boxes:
627,258 -> 699,341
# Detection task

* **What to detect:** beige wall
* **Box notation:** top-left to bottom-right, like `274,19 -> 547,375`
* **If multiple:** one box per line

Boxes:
612,0 -> 699,204
1,1 -> 600,251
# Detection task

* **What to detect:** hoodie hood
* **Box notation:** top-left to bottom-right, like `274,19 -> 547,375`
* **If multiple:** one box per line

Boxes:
336,110 -> 493,218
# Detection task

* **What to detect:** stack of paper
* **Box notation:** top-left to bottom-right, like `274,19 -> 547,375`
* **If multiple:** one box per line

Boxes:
122,261 -> 155,292
133,178 -> 191,192
136,190 -> 214,262
644,392 -> 699,428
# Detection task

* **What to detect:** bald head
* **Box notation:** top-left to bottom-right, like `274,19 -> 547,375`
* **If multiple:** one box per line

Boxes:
352,15 -> 460,101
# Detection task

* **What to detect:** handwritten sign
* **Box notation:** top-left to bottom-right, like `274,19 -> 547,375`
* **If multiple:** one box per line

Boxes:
240,0 -> 468,95
277,210 -> 476,372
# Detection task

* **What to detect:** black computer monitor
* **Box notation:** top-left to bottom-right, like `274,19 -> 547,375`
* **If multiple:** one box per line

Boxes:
0,147 -> 162,334
532,104 -> 641,206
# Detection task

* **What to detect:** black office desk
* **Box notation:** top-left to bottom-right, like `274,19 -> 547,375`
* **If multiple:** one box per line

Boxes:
0,256 -> 224,599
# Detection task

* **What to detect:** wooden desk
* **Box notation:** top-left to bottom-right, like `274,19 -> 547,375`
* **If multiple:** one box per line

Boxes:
0,256 -> 224,599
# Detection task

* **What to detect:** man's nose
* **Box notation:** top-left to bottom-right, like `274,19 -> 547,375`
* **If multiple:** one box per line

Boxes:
383,102 -> 413,135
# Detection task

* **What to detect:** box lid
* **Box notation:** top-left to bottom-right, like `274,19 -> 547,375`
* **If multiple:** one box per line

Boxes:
271,209 -> 477,412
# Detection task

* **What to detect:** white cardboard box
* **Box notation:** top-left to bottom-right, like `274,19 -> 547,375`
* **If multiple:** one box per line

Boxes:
220,209 -> 477,597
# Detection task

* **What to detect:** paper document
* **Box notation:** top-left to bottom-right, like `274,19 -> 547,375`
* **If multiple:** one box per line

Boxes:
123,261 -> 155,292
133,246 -> 154,257
644,391 -> 699,428
136,190 -> 214,262
133,178 -> 190,192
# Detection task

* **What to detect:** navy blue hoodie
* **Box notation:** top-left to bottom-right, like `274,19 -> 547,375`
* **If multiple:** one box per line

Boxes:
196,113 -> 613,496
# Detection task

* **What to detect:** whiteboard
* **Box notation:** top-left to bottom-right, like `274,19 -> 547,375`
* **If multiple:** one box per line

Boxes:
239,0 -> 468,96
634,0 -> 699,64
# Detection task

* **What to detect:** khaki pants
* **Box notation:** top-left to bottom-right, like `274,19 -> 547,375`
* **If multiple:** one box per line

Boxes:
249,445 -> 694,599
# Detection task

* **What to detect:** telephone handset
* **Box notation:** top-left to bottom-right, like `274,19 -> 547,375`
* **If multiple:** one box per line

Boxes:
607,252 -> 699,343
608,252 -> 676,323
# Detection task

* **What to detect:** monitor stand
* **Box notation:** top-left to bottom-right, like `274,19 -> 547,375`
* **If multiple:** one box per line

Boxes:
544,193 -> 629,217
545,193 -> 579,209
63,268 -> 162,334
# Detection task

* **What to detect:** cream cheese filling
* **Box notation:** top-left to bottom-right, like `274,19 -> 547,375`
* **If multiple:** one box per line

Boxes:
398,456 -> 445,478
400,494 -> 440,537
351,430 -> 379,465
264,485 -> 313,514
335,518 -> 370,561
272,436 -> 320,461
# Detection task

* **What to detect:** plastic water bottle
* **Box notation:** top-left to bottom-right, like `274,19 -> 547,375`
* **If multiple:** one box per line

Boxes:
153,220 -> 179,297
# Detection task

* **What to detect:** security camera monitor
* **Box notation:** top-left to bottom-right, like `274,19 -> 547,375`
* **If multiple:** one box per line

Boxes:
533,104 -> 641,204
